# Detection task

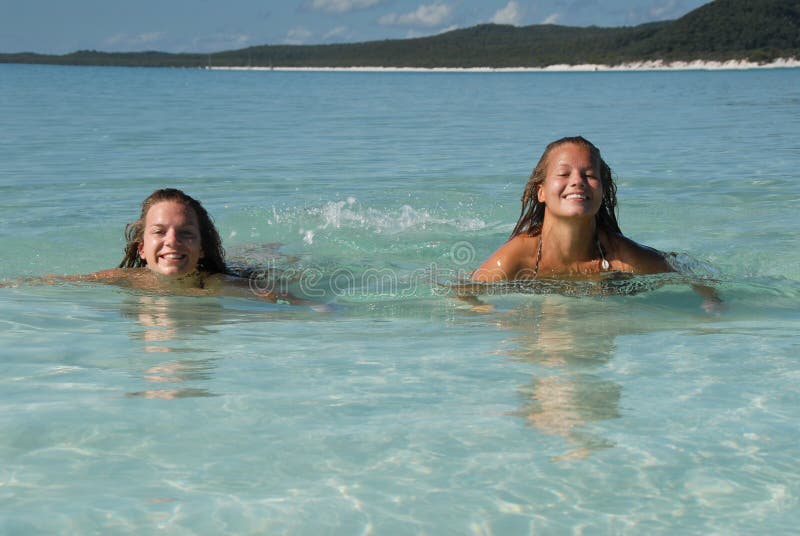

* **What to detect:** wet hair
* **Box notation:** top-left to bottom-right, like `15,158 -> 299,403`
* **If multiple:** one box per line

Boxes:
510,136 -> 621,238
119,188 -> 227,273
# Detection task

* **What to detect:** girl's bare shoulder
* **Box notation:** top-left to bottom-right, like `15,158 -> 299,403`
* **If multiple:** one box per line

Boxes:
607,233 -> 672,274
472,234 -> 539,282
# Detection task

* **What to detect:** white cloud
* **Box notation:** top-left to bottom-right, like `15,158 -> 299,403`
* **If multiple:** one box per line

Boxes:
379,3 -> 453,27
285,27 -> 313,45
542,13 -> 561,25
491,1 -> 522,26
323,26 -> 350,40
191,33 -> 251,52
404,24 -> 458,39
649,0 -> 681,19
105,32 -> 165,48
309,0 -> 383,14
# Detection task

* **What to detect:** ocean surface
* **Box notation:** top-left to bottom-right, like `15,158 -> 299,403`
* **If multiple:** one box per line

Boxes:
1,63 -> 799,534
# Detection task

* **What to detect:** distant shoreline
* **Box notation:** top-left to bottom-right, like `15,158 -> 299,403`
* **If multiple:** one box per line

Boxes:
4,1 -> 799,74
209,58 -> 800,73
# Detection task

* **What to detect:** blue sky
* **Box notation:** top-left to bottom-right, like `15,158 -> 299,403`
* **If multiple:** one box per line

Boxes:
1,0 -> 711,54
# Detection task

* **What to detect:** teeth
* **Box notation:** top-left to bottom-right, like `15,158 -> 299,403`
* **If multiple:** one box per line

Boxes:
565,194 -> 587,200
163,254 -> 184,259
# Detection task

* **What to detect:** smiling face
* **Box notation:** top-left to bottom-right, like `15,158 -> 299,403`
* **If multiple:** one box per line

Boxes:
537,143 -> 604,222
137,201 -> 204,277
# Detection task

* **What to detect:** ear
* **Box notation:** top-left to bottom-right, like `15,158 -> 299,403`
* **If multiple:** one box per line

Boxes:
536,184 -> 545,204
137,242 -> 144,258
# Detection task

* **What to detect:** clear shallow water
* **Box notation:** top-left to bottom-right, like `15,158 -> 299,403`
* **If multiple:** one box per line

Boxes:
1,64 -> 799,533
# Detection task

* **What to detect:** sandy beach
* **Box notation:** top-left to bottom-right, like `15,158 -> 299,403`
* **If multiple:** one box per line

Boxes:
209,57 -> 800,72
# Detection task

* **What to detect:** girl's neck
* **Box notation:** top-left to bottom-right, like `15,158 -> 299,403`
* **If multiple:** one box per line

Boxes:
152,268 -> 206,288
540,218 -> 599,264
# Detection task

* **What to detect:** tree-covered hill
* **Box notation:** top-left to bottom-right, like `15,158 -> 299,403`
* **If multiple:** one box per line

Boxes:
623,0 -> 800,62
1,0 -> 798,68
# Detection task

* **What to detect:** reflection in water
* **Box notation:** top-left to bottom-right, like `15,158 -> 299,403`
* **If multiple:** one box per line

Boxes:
496,297 -> 626,461
141,360 -> 215,383
120,295 -> 223,399
517,375 -> 620,461
126,386 -> 216,400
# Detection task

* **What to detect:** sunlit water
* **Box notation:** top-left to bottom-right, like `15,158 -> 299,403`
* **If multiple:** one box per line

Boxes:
1,64 -> 799,534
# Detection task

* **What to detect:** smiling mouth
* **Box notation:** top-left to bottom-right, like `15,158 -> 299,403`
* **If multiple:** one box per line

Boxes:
160,253 -> 186,261
564,193 -> 589,200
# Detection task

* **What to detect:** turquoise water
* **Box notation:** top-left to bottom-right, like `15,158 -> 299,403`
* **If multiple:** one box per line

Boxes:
1,64 -> 799,533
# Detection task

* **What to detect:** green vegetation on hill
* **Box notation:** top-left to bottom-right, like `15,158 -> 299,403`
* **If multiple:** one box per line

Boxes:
1,0 -> 798,68
624,0 -> 800,62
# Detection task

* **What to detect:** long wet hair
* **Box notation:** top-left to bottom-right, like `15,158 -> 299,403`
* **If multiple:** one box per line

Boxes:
118,188 -> 227,273
510,136 -> 621,238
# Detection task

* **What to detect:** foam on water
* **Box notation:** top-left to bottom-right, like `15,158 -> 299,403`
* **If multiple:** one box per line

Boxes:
252,198 -> 488,237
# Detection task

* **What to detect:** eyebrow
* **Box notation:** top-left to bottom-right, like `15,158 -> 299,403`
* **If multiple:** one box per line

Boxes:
147,223 -> 199,229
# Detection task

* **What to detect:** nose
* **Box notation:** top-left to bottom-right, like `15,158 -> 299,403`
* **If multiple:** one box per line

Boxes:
164,228 -> 180,245
569,170 -> 587,186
